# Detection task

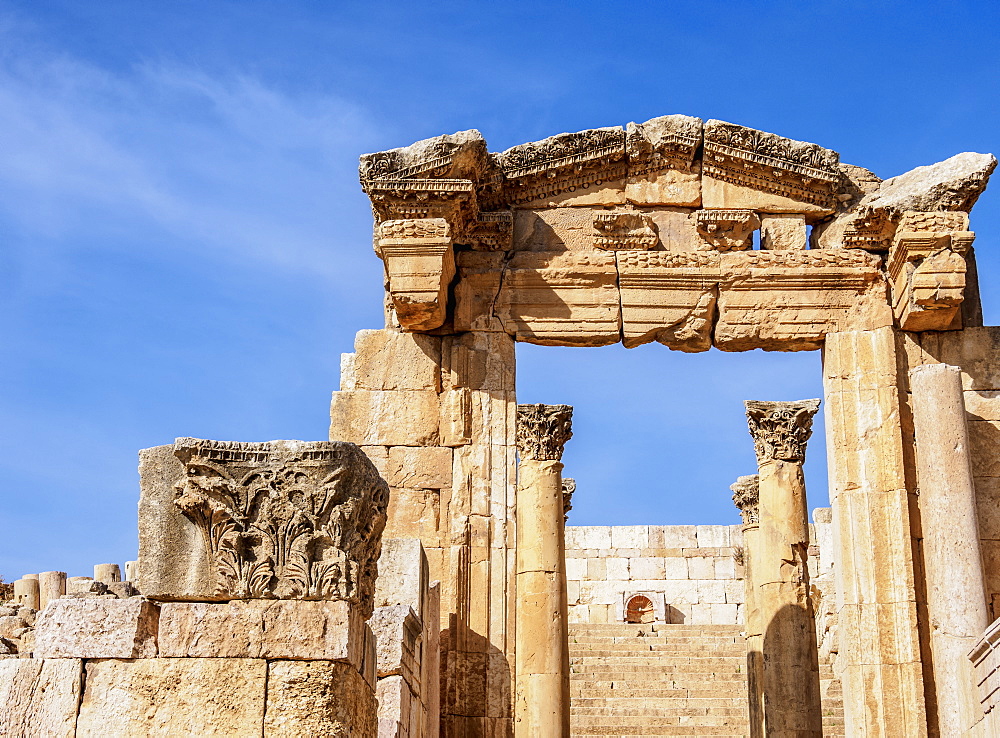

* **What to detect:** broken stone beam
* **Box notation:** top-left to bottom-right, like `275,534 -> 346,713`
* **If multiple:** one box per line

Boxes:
909,364 -> 989,735
745,399 -> 823,738
514,403 -> 573,738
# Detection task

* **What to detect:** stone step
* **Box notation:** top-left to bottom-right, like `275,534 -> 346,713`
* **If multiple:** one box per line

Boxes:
573,706 -> 748,717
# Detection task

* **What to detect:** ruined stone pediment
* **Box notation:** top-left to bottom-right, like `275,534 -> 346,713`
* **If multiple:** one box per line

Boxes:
359,117 -> 995,344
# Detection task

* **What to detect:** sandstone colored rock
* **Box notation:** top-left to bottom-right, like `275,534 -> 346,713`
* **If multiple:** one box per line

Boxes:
625,114 -> 702,207
33,598 -> 159,659
330,389 -> 441,446
158,599 -> 366,664
77,658 -> 267,736
341,329 -> 442,392
264,660 -> 376,738
0,658 -> 82,737
387,446 -> 453,489
369,603 -> 422,679
378,218 -> 455,332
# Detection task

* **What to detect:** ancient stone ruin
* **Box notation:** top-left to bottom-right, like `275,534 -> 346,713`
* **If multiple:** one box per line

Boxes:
3,114 -> 1000,736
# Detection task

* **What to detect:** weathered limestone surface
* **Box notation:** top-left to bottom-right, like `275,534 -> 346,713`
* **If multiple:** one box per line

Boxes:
910,363 -> 989,735
0,658 -> 82,737
265,660 -> 377,738
76,658 -> 267,736
823,328 -> 927,736
158,599 -> 366,663
38,570 -> 66,611
140,438 -> 388,615
33,598 -> 159,659
624,114 -> 702,207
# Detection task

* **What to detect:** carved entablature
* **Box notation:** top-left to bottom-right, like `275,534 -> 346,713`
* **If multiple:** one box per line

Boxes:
703,121 -> 841,209
171,438 -> 389,617
626,115 -> 702,178
695,210 -> 761,251
843,209 -> 896,251
562,478 -> 576,522
745,399 -> 821,465
592,211 -> 659,250
731,475 -> 759,526
463,211 -> 514,252
887,210 -> 975,331
496,127 -> 627,206
516,404 -> 574,462
363,178 -> 475,224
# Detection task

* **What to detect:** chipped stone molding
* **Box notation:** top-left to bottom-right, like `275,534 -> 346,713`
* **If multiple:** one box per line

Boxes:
171,438 -> 389,617
887,211 -> 975,331
377,218 -> 456,332
730,474 -> 759,526
702,120 -> 841,210
516,404 -> 574,461
463,210 -> 514,252
592,211 -> 658,250
744,399 -> 821,466
695,209 -> 760,251
562,478 -> 576,522
625,115 -> 702,178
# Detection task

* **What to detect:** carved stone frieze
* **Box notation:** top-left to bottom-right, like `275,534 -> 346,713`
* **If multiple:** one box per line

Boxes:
495,127 -> 627,206
626,115 -> 702,178
463,211 -> 514,252
744,400 -> 821,465
702,120 -> 841,210
592,211 -> 659,250
695,210 -> 761,251
887,210 -> 975,331
171,438 -> 389,617
377,218 -> 455,331
562,478 -> 576,522
731,475 -> 759,526
516,404 -> 573,461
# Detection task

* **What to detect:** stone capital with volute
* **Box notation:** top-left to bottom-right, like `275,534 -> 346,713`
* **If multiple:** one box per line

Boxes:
516,404 -> 574,461
731,474 -> 759,526
744,399 -> 820,465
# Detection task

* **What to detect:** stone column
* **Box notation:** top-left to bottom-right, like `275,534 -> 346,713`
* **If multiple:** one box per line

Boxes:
13,578 -> 40,610
514,403 -> 572,738
910,363 -> 989,735
745,399 -> 823,737
37,571 -> 66,611
94,563 -> 121,584
732,474 -> 763,738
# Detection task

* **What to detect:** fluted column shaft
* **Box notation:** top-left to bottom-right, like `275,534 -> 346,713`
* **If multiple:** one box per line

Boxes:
746,400 -> 823,738
514,404 -> 572,738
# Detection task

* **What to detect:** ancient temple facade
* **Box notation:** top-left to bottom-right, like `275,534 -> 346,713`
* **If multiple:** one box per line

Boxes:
3,115 -> 1000,737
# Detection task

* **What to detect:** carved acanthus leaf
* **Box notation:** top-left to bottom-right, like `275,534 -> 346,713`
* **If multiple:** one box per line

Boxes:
172,438 -> 388,617
516,404 -> 574,461
745,400 -> 821,465
730,475 -> 759,526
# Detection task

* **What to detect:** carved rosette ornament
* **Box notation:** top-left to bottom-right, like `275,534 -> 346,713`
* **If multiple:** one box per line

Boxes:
516,404 -> 574,461
744,399 -> 821,465
562,478 -> 577,522
172,438 -> 389,617
731,475 -> 760,526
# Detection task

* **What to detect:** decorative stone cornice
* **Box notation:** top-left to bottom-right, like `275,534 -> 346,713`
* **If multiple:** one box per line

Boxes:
745,399 -> 821,465
516,404 -> 574,461
695,209 -> 760,251
172,438 -> 389,617
562,478 -> 576,522
593,211 -> 659,250
731,474 -> 759,526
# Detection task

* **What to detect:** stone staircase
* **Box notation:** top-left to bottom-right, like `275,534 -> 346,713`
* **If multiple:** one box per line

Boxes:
568,623 -> 845,737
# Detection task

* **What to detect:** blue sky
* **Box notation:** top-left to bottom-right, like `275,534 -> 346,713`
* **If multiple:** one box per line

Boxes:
1,1 -> 998,580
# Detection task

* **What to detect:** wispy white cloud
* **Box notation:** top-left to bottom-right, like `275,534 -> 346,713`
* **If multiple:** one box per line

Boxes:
0,25 -> 383,282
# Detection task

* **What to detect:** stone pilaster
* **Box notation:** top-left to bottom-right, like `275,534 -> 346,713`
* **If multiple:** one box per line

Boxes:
745,399 -> 823,738
731,474 -> 763,738
514,404 -> 572,738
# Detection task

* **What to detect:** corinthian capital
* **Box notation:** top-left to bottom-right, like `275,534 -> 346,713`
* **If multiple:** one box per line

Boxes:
745,399 -> 821,465
562,478 -> 576,522
516,404 -> 573,461
731,475 -> 759,525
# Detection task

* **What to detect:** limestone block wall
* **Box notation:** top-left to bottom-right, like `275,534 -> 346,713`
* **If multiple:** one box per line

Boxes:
969,617 -> 1000,736
565,519 -> 833,626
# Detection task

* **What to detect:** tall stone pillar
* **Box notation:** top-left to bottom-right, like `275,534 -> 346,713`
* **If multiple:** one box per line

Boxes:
514,403 -> 572,738
910,363 -> 989,735
745,399 -> 823,738
824,327 -> 928,736
732,474 -> 763,738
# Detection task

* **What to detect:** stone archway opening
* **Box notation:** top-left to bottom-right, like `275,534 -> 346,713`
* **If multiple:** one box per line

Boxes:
625,594 -> 654,624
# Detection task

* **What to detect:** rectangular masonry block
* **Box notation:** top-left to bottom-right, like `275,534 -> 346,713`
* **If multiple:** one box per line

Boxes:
387,446 -> 453,489
345,329 -> 442,392
33,598 -> 159,659
76,658 -> 268,737
158,600 -> 366,664
330,390 -> 441,446
265,660 -> 376,738
0,658 -> 83,737
565,526 -> 612,550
